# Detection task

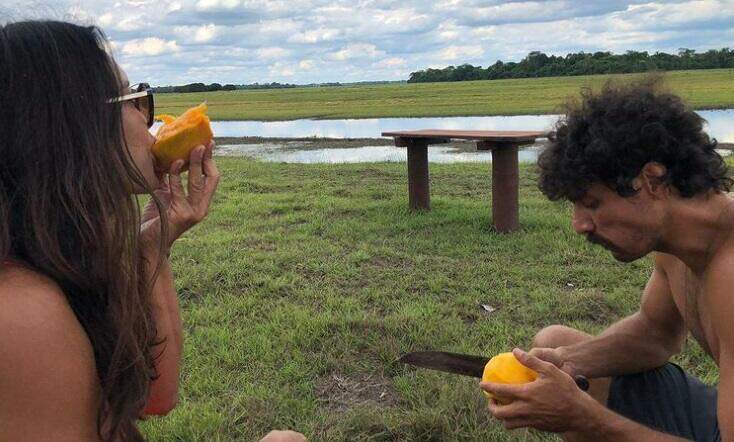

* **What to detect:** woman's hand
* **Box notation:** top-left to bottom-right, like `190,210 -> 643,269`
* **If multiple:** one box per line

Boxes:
259,430 -> 308,442
140,140 -> 220,254
480,348 -> 595,433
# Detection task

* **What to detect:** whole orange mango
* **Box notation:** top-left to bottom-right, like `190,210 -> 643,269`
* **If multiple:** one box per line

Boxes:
153,103 -> 213,170
481,352 -> 538,404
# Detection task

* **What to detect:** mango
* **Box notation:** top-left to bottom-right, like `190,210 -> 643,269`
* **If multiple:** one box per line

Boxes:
482,352 -> 538,404
153,103 -> 213,170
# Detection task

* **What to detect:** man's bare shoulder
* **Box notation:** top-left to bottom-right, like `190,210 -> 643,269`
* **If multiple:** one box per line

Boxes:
706,233 -> 734,283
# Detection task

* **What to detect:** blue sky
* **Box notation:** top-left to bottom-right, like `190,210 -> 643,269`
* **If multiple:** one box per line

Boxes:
3,0 -> 734,86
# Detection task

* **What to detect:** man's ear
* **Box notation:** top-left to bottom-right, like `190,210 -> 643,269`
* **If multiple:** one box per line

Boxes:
639,162 -> 668,198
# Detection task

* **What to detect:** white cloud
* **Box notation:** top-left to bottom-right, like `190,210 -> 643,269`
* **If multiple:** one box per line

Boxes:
330,43 -> 384,60
10,0 -> 730,85
299,59 -> 316,70
438,45 -> 485,61
288,28 -> 341,44
194,24 -> 219,43
373,8 -> 430,27
375,57 -> 407,68
98,12 -> 114,27
195,0 -> 240,11
256,46 -> 291,60
122,38 -> 180,56
269,62 -> 295,77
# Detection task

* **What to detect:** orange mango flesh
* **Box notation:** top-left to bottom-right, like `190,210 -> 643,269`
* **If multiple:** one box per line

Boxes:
481,352 -> 538,404
153,103 -> 213,170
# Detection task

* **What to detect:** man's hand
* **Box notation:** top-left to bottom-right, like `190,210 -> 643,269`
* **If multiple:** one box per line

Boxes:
259,430 -> 308,442
480,348 -> 594,433
529,347 -> 579,378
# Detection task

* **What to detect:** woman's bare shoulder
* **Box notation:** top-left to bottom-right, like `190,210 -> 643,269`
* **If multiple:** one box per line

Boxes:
0,264 -> 86,338
0,264 -> 100,441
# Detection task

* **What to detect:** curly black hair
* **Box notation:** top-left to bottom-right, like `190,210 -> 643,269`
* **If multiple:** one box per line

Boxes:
538,76 -> 732,201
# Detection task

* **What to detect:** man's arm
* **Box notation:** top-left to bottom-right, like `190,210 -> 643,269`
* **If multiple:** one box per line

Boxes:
706,254 -> 734,441
574,393 -> 690,441
482,349 -> 690,441
717,348 -> 733,441
557,254 -> 687,378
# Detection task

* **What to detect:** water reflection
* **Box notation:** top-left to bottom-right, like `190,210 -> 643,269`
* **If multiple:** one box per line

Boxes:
152,109 -> 733,142
217,143 -> 733,165
217,143 -> 543,164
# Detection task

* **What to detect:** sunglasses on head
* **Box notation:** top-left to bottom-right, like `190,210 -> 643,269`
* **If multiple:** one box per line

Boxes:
109,82 -> 155,128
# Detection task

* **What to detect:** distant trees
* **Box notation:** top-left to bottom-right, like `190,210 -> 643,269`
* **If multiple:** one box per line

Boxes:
152,82 -> 300,93
152,80 -> 406,93
408,48 -> 734,83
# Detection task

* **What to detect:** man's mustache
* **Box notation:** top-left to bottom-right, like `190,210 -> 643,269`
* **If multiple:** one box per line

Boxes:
587,234 -> 614,250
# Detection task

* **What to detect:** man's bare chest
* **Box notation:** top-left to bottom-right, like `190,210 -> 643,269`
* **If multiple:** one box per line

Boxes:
667,266 -> 720,362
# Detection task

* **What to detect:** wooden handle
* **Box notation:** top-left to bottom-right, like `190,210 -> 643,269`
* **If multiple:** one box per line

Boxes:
574,375 -> 590,391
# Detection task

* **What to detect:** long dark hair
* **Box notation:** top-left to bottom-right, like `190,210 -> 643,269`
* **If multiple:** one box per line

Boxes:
0,20 -> 161,440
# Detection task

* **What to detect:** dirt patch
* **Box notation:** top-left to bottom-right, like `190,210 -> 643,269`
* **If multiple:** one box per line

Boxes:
314,372 -> 399,412
560,289 -> 620,324
229,181 -> 290,194
367,256 -> 413,270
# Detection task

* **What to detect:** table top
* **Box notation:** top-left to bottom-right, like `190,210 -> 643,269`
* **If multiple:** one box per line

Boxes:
382,129 -> 548,143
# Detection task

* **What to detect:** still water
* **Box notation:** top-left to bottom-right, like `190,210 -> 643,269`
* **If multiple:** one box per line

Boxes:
215,143 -> 544,164
153,109 -> 734,142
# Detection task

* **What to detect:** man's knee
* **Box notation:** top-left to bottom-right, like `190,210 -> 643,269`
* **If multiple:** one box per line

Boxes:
532,325 -> 591,349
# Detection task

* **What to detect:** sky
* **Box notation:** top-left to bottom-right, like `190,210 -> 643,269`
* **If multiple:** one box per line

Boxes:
2,0 -> 733,86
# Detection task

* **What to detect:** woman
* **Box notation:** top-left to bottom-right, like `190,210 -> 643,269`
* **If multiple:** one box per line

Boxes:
0,20 -> 304,441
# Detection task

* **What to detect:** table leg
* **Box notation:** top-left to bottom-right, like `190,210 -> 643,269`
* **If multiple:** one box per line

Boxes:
407,141 -> 430,210
491,144 -> 519,232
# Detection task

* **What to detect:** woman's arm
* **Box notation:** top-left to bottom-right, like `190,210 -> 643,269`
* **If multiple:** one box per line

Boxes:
139,141 -> 220,416
142,254 -> 183,416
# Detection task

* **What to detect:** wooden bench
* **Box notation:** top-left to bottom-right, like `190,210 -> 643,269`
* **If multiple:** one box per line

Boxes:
381,129 -> 548,233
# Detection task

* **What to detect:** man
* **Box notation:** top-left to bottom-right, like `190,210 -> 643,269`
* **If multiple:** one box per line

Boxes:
481,78 -> 732,441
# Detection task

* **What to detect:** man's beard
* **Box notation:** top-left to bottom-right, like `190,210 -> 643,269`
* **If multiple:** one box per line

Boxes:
587,234 -> 646,262
586,233 -> 616,251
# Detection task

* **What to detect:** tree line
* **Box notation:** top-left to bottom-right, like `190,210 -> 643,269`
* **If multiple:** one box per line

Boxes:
152,82 -> 300,93
153,80 -> 404,93
407,48 -> 734,83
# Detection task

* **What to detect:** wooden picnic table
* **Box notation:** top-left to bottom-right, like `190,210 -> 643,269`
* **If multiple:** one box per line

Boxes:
381,129 -> 548,233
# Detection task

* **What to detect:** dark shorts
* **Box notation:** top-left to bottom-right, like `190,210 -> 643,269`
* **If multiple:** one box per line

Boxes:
607,363 -> 719,441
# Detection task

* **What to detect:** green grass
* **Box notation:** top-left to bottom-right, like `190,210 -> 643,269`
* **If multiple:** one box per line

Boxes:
139,158 -> 718,441
156,69 -> 734,121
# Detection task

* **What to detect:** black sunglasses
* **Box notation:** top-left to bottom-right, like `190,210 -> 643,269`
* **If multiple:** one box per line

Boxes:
110,82 -> 155,128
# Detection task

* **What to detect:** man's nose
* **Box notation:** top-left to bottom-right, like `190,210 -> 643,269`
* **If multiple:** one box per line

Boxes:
572,207 -> 594,235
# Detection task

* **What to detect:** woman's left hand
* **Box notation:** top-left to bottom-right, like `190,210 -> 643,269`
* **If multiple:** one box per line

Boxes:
480,348 -> 595,433
140,140 -> 220,254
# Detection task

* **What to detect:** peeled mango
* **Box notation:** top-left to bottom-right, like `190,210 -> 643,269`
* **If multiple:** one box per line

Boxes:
153,103 -> 213,170
481,352 -> 538,404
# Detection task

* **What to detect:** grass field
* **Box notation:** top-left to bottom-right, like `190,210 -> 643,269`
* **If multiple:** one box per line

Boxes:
139,158 -> 718,441
155,69 -> 734,121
